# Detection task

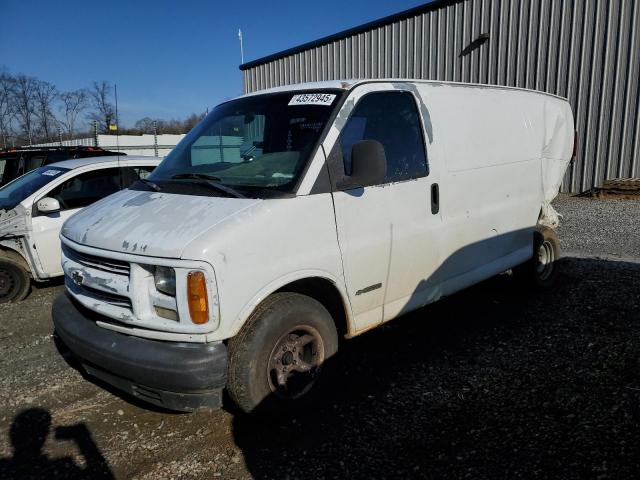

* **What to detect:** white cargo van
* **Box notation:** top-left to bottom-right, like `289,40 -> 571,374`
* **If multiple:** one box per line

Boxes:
52,80 -> 574,413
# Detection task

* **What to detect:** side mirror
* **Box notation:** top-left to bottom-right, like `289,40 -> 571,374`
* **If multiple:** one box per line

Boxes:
36,197 -> 61,214
347,140 -> 387,188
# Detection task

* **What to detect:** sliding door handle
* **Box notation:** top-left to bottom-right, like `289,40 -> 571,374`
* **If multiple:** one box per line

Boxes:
431,183 -> 439,214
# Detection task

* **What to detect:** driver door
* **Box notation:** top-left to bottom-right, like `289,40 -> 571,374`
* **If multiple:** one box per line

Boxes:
328,86 -> 443,332
31,167 -> 122,276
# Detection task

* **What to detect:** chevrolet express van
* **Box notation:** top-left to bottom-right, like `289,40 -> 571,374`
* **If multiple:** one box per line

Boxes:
53,80 -> 574,413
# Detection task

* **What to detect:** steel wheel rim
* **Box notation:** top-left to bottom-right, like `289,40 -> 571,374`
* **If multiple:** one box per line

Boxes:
536,240 -> 555,281
267,325 -> 325,400
0,267 -> 16,297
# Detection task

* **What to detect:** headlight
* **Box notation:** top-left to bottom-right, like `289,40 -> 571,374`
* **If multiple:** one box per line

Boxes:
154,266 -> 176,296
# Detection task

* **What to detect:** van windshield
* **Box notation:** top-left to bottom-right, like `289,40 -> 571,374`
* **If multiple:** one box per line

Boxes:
0,166 -> 70,210
146,90 -> 342,197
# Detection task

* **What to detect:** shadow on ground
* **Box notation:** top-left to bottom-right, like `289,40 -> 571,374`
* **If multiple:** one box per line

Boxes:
0,408 -> 114,480
233,257 -> 640,479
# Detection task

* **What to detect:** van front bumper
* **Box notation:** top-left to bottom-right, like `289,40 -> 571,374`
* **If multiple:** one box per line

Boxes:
52,293 -> 227,412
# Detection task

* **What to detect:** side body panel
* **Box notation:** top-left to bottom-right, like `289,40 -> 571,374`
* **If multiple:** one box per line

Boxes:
31,208 -> 82,276
417,83 -> 573,298
320,83 -> 445,333
181,194 -> 349,341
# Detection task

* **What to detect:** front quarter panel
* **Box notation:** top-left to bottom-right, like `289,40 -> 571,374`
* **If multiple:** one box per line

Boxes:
181,193 -> 349,340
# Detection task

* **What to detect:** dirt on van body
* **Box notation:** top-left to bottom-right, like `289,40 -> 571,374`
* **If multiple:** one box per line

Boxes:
0,195 -> 639,479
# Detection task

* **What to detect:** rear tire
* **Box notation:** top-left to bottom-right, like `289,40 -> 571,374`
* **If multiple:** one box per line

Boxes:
0,254 -> 31,303
227,292 -> 339,414
513,225 -> 560,289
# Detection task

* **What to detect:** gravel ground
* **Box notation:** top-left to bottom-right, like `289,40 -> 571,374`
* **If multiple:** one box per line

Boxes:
554,194 -> 640,260
0,196 -> 638,479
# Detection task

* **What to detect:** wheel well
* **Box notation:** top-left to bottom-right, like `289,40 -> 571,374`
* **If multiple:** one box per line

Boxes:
0,247 -> 28,269
275,277 -> 350,338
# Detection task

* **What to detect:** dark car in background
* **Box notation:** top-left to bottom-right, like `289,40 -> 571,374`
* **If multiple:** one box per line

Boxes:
0,146 -> 124,186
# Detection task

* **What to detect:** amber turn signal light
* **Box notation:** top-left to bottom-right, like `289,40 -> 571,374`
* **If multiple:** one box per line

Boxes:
187,271 -> 209,324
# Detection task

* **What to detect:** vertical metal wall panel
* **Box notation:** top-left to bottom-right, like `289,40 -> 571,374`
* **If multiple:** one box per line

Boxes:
625,0 -> 640,180
241,0 -> 640,192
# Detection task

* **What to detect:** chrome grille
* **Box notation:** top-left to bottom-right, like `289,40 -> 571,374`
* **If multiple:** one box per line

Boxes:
62,245 -> 130,276
74,282 -> 132,309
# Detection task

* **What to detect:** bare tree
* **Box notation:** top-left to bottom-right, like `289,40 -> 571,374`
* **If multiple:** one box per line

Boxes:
183,113 -> 205,132
87,81 -> 115,133
59,89 -> 88,139
0,71 -> 15,148
33,79 -> 58,141
133,116 -> 156,133
132,113 -> 206,135
12,74 -> 38,145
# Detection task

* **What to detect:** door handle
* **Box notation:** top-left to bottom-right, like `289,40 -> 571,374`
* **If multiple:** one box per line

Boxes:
431,183 -> 439,214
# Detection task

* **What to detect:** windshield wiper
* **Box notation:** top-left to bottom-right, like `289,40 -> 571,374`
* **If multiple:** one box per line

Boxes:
170,173 -> 246,199
171,173 -> 222,181
135,178 -> 162,192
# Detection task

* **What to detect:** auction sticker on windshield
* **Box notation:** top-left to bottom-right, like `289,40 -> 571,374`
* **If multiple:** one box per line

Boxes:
41,170 -> 62,176
289,93 -> 336,106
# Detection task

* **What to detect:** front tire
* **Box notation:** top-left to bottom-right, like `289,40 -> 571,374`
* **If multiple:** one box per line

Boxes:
0,256 -> 31,303
227,292 -> 339,414
514,225 -> 560,289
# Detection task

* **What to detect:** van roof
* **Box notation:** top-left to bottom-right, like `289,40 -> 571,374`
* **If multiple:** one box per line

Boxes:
49,155 -> 162,170
240,79 -> 569,102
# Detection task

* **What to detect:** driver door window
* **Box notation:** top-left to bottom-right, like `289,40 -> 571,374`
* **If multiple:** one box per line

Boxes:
340,91 -> 428,183
45,168 -> 121,211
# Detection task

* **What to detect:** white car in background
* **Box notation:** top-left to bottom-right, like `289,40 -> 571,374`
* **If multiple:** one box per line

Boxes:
0,156 -> 161,302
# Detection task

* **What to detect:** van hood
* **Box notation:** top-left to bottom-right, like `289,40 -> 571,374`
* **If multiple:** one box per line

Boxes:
61,189 -> 260,258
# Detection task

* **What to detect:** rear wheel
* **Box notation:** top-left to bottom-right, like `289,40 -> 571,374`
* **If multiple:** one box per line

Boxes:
227,292 -> 339,414
0,254 -> 31,303
514,225 -> 560,289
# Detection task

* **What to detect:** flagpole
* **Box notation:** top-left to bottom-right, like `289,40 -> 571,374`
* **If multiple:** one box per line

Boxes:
238,29 -> 244,64
114,83 -> 121,188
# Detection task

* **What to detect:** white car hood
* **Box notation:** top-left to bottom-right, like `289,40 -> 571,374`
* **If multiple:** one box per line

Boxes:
61,189 -> 260,258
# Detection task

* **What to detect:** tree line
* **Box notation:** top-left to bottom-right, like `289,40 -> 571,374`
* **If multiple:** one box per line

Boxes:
0,67 -> 205,149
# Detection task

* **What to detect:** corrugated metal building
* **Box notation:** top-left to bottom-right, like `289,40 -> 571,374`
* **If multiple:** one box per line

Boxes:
240,0 -> 640,193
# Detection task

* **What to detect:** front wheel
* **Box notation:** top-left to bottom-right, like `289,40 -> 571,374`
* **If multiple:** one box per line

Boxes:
227,292 -> 339,414
513,225 -> 561,289
0,256 -> 31,303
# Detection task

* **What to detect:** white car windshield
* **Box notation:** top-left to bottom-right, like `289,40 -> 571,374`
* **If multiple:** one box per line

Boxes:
0,166 -> 69,210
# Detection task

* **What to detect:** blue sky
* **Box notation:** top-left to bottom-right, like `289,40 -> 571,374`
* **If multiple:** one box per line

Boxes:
1,0 -> 428,127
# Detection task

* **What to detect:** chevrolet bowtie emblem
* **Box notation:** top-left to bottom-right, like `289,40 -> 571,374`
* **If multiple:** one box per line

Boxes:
71,271 -> 84,286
